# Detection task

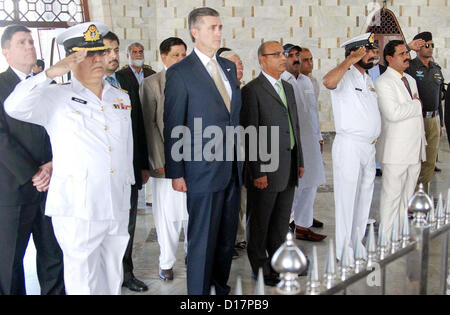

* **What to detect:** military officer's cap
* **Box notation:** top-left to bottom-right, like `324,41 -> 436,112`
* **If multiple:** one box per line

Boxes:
56,22 -> 109,54
341,32 -> 378,52
283,43 -> 302,53
413,31 -> 432,42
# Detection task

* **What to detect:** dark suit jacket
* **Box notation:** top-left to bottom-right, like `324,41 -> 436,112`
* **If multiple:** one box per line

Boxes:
163,51 -> 243,193
0,67 -> 52,206
240,73 -> 304,193
116,66 -> 155,190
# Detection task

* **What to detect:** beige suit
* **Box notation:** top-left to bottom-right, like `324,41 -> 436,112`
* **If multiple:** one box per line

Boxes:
375,66 -> 426,238
139,70 -> 188,270
140,70 -> 166,178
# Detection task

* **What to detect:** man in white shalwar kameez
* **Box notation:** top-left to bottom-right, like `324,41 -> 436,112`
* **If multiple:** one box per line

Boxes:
281,44 -> 327,242
139,37 -> 189,281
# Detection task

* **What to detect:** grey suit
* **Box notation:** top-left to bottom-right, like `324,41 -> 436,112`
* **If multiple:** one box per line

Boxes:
241,73 -> 303,277
139,70 -> 166,178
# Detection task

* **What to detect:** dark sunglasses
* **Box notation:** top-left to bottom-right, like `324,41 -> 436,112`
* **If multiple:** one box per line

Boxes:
424,43 -> 434,49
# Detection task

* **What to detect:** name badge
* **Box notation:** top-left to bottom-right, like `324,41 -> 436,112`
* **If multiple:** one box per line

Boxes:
71,97 -> 87,104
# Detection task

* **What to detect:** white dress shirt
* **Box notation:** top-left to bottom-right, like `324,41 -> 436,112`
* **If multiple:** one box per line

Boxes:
194,47 -> 232,100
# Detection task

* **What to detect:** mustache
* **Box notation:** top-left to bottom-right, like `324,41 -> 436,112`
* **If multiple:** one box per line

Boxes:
404,59 -> 410,63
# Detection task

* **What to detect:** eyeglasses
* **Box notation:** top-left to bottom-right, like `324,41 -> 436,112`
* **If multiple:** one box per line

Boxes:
425,43 -> 435,49
262,51 -> 289,58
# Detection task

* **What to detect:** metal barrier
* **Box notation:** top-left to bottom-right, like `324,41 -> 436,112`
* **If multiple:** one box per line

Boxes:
221,184 -> 450,295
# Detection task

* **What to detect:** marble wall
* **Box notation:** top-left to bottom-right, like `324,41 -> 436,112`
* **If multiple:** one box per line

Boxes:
88,0 -> 450,131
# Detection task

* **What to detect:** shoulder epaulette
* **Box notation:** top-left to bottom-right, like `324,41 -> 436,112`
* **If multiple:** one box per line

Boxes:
57,82 -> 71,85
143,64 -> 153,70
111,85 -> 128,94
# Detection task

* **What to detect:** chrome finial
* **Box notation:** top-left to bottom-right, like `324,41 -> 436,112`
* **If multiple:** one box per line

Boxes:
271,232 -> 308,295
408,183 -> 432,227
235,276 -> 243,295
377,222 -> 389,260
306,246 -> 321,295
323,239 -> 338,289
366,222 -> 377,268
446,188 -> 450,224
390,216 -> 400,254
354,228 -> 367,273
428,196 -> 436,229
340,239 -> 353,281
436,193 -> 445,228
401,209 -> 410,248
255,267 -> 265,295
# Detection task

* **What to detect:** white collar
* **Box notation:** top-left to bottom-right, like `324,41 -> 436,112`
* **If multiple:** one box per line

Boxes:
11,66 -> 32,81
194,47 -> 218,68
262,70 -> 281,88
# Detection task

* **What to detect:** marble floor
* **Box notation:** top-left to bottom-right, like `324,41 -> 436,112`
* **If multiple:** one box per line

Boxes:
23,134 -> 450,295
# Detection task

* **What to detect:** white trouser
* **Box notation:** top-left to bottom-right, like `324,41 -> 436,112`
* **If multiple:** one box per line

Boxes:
380,163 -> 421,239
291,186 -> 318,228
151,178 -> 188,270
52,216 -> 129,295
333,135 -> 376,259
145,183 -> 153,204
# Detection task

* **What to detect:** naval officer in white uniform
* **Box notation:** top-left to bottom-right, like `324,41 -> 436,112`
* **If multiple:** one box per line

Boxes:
5,22 -> 134,295
323,33 -> 381,259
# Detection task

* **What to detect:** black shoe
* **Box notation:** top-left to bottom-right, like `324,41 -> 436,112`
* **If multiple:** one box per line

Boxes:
312,218 -> 324,228
376,169 -> 383,177
435,166 -> 442,172
122,277 -> 148,292
159,268 -> 174,281
289,221 -> 295,233
232,249 -> 239,259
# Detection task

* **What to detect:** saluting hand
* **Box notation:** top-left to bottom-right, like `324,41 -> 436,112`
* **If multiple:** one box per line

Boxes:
45,50 -> 88,79
407,39 -> 425,52
348,47 -> 367,64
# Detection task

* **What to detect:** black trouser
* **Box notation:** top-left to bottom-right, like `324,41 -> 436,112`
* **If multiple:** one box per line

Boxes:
123,185 -> 139,282
0,199 -> 65,295
246,151 -> 297,277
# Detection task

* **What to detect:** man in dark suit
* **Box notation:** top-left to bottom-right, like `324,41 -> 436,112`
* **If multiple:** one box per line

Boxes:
103,32 -> 151,292
240,41 -> 304,286
164,7 -> 242,295
0,24 -> 64,295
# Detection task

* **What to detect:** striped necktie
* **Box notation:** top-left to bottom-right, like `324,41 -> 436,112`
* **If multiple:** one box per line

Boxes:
106,75 -> 120,88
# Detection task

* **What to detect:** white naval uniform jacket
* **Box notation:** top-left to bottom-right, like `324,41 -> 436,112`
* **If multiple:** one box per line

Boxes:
330,65 -> 381,143
4,72 -> 135,221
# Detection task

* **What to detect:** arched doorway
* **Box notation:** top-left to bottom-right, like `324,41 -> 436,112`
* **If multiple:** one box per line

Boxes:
366,7 -> 405,66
